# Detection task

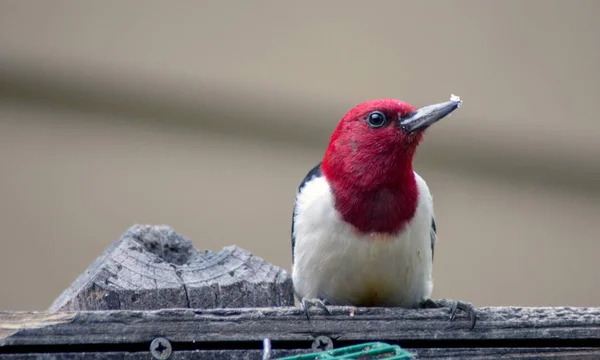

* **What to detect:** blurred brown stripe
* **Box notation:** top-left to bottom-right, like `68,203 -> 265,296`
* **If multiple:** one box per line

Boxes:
0,60 -> 597,196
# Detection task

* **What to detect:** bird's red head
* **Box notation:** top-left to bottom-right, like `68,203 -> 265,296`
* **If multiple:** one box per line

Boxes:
321,96 -> 461,235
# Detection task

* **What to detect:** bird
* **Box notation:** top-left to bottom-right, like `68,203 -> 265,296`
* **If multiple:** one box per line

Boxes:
291,95 -> 477,328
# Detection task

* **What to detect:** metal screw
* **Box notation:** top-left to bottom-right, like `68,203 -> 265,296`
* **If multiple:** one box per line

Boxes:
150,337 -> 172,360
311,335 -> 333,352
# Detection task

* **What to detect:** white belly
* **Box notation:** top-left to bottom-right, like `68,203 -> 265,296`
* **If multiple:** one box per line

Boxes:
292,173 -> 434,308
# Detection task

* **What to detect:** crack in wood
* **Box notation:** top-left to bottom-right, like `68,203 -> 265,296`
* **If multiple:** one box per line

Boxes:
172,266 -> 191,309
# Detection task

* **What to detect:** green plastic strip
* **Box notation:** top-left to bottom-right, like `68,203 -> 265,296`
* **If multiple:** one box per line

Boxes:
276,342 -> 414,359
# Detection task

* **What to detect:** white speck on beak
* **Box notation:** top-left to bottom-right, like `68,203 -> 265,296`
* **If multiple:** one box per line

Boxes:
450,94 -> 462,108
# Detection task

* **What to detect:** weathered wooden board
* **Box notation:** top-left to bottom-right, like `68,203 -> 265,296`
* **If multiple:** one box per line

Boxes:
49,225 -> 294,311
2,349 -> 600,360
1,307 -> 599,359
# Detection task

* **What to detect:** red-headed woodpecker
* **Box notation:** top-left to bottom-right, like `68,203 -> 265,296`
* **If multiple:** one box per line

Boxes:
291,95 -> 476,328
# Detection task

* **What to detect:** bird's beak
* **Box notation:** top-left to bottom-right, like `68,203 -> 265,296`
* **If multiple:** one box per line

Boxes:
399,95 -> 462,132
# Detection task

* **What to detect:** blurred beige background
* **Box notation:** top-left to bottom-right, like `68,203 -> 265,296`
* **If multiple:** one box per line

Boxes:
1,0 -> 599,311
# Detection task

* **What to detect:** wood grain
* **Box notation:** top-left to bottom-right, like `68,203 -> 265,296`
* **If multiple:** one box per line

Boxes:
2,307 -> 600,359
49,225 -> 294,311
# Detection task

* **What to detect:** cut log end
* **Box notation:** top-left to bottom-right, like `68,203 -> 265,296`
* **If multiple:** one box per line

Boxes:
49,224 -> 294,311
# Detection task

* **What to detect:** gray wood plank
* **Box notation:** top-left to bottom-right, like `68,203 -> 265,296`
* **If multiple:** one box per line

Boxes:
48,225 -> 294,311
0,351 -> 304,360
411,348 -> 600,359
2,349 -> 600,359
2,307 -> 600,346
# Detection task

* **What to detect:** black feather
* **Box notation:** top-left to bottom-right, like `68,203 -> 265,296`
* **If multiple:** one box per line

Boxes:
431,215 -> 437,262
291,162 -> 323,264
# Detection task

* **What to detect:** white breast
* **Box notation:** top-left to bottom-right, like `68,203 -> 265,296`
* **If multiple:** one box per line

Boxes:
292,173 -> 434,308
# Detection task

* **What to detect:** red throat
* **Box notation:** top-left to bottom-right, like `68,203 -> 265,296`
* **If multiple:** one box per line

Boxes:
322,154 -> 419,235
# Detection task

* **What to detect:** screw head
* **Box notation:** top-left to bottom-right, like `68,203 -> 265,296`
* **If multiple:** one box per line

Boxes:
311,335 -> 333,352
150,337 -> 172,360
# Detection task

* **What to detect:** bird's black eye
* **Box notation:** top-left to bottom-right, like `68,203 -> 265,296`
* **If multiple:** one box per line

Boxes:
366,111 -> 388,128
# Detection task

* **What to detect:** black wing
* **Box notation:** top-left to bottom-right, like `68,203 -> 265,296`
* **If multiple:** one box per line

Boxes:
431,215 -> 437,262
291,162 -> 323,264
